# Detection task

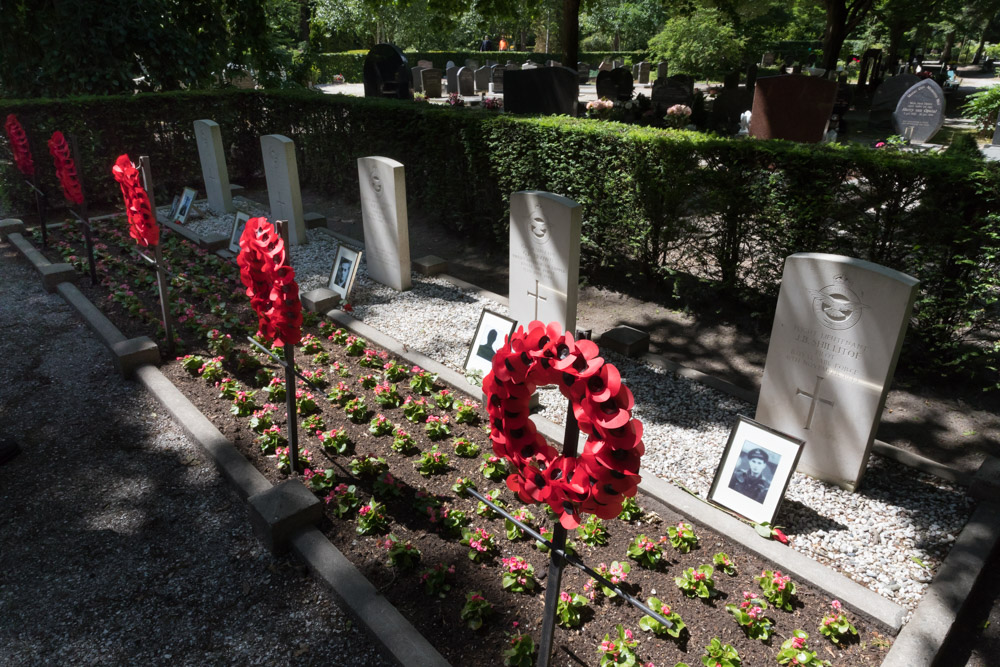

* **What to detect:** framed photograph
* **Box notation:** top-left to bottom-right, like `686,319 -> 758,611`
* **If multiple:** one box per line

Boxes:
707,416 -> 805,525
173,187 -> 197,224
166,195 -> 180,222
328,245 -> 362,300
228,211 -> 251,254
464,309 -> 517,377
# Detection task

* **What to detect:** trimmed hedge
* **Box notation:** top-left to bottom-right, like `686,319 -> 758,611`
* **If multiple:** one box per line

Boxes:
313,50 -> 649,83
1,89 -> 997,387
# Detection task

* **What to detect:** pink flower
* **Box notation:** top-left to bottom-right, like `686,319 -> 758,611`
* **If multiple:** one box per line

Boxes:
831,599 -> 842,611
694,572 -> 705,581
792,636 -> 806,649
624,629 -> 633,641
560,591 -> 571,603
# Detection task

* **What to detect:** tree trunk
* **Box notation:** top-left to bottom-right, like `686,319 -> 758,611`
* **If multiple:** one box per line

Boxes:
885,20 -> 906,74
562,0 -> 580,69
298,0 -> 311,45
941,30 -> 956,63
821,0 -> 848,71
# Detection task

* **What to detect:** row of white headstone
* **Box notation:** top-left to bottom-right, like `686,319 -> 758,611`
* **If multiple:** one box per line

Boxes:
193,118 -> 918,494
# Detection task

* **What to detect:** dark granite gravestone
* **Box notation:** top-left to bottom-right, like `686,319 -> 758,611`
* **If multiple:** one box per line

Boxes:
457,66 -> 475,96
474,66 -> 490,92
656,61 -> 669,81
857,48 -> 883,89
868,74 -> 920,130
595,67 -> 634,101
363,44 -> 413,100
420,68 -> 443,98
577,62 -> 590,84
503,66 -> 579,115
892,79 -> 945,143
632,64 -> 640,80
417,59 -> 434,69
710,71 -> 742,133
749,74 -> 838,143
637,61 -> 651,84
761,52 -> 775,66
651,74 -> 694,108
445,66 -> 459,94
411,66 -> 425,93
491,65 -> 506,93
464,58 -> 479,69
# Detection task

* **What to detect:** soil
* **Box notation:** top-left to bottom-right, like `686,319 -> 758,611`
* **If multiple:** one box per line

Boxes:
28,219 -> 894,666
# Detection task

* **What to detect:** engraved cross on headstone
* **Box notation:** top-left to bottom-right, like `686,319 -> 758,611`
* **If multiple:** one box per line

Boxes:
796,375 -> 835,430
527,280 -> 548,319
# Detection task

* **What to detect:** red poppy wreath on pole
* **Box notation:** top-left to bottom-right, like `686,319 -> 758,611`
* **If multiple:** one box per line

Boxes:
237,217 -> 302,347
47,130 -> 84,205
4,114 -> 34,178
111,154 -> 159,247
483,320 -> 644,530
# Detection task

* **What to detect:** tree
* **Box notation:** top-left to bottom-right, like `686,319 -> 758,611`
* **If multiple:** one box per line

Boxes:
647,8 -> 745,78
818,0 -> 876,70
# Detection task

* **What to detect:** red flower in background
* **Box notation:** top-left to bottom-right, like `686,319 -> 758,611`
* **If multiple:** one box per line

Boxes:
482,320 -> 644,529
237,217 -> 302,347
111,154 -> 159,247
47,131 -> 84,205
4,114 -> 34,178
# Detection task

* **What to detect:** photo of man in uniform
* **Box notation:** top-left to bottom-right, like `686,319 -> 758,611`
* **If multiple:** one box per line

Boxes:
334,258 -> 352,288
728,444 -> 776,504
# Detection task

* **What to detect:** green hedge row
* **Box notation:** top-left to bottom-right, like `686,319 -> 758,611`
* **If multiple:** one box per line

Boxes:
1,89 -> 997,387
312,50 -> 649,83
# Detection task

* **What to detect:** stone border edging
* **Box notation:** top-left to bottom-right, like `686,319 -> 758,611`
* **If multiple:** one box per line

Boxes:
0,228 -> 451,667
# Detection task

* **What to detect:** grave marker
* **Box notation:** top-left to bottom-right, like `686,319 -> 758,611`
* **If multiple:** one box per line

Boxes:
509,191 -> 581,331
651,74 -> 694,108
637,61 -> 651,84
490,65 -> 506,93
411,66 -> 426,93
755,253 -> 919,491
358,156 -> 411,291
417,59 -> 434,69
446,66 -> 459,94
868,74 -> 920,129
474,66 -> 491,92
577,62 -> 590,84
503,67 -> 578,115
892,79 -> 945,143
656,61 -> 669,81
421,68 -> 443,97
457,66 -> 475,96
362,44 -> 413,100
193,120 -> 235,214
596,67 -> 633,101
749,74 -> 837,143
260,134 -> 306,245
993,117 -> 1000,145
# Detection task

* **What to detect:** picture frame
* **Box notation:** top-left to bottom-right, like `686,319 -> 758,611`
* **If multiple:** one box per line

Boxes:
707,416 -> 805,525
328,245 -> 362,301
464,309 -> 517,377
173,187 -> 197,224
228,211 -> 251,254
166,195 -> 181,223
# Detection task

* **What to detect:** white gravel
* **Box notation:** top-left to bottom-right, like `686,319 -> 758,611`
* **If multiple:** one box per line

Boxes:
177,200 -> 975,614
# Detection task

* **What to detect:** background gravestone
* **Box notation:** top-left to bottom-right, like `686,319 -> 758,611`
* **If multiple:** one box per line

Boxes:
457,67 -> 475,96
656,61 -> 669,81
596,67 -> 633,101
446,66 -> 459,94
362,43 -> 412,100
652,74 -> 694,108
421,68 -> 443,97
358,156 -> 411,292
260,134 -> 306,245
867,74 -> 920,129
411,66 -> 425,93
993,117 -> 1000,145
417,59 -> 434,69
193,119 -> 235,214
503,67 -> 579,116
761,52 -> 775,67
755,253 -> 918,491
464,58 -> 479,69
577,62 -> 590,84
892,79 -> 945,143
474,66 -> 490,92
598,60 -> 613,72
637,61 -> 651,84
509,191 -> 582,332
749,74 -> 837,143
490,65 -> 506,93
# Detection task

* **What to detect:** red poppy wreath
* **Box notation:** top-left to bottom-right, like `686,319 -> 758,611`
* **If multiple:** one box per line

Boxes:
483,320 -> 644,530
4,114 -> 34,178
237,217 -> 302,347
47,130 -> 84,205
111,154 -> 159,248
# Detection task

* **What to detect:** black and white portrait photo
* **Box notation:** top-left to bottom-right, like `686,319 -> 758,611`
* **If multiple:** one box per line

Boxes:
328,245 -> 362,300
727,443 -> 777,503
464,309 -> 517,377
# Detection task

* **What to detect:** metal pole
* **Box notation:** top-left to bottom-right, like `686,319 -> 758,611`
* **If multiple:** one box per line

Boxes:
275,220 -> 299,474
139,156 -> 175,355
68,134 -> 97,284
33,173 -> 47,248
536,329 -> 589,667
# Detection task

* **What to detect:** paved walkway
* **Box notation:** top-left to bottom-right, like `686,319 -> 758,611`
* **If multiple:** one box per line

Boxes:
0,240 -> 389,665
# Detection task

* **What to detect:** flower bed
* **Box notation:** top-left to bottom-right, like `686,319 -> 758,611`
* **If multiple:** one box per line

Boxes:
29,219 -> 893,666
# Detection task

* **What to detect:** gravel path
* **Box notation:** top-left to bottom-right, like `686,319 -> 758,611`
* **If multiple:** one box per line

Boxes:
0,241 -> 390,666
183,203 -> 973,615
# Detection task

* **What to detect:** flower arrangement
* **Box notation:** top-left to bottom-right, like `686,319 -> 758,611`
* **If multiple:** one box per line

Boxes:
4,114 -> 35,177
324,483 -> 361,518
368,413 -> 394,436
757,569 -> 796,611
199,356 -> 225,383
295,390 -> 319,415
627,533 -> 664,569
664,103 -> 693,129
714,552 -> 738,576
586,97 -> 614,119
447,92 -> 465,107
391,428 -> 419,454
328,327 -> 350,345
504,508 -> 536,541
403,395 -> 430,422
382,534 -> 421,569
819,599 -> 857,643
483,96 -> 503,111
667,521 -> 698,552
300,333 -> 324,354
639,597 -> 686,638
557,591 -> 588,628
597,625 -> 639,667
460,591 -> 493,630
48,130 -> 85,205
675,564 -> 715,598
356,498 -> 390,535
500,556 -> 537,593
358,374 -> 378,389
416,444 -> 450,475
726,591 -> 775,641
111,153 -> 159,247
236,217 -> 302,346
776,630 -> 831,665
576,515 -> 609,546
452,436 -> 481,458
332,74 -> 345,84
419,563 -> 454,597
317,428 -> 351,455
461,526 -> 499,561
358,347 -> 384,368
424,414 -> 451,440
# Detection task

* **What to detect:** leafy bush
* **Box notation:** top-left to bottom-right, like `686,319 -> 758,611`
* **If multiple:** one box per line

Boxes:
647,9 -> 745,79
962,84 -> 1000,135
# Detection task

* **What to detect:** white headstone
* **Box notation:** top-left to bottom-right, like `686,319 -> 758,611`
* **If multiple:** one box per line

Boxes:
260,134 -> 306,245
509,191 -> 581,332
755,253 -> 919,491
357,156 -> 410,291
193,120 -> 234,214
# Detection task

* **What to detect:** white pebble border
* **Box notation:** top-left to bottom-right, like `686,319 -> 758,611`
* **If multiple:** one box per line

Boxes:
176,199 -> 973,616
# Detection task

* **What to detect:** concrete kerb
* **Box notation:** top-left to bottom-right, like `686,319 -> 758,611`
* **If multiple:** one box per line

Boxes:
0,232 -> 450,667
